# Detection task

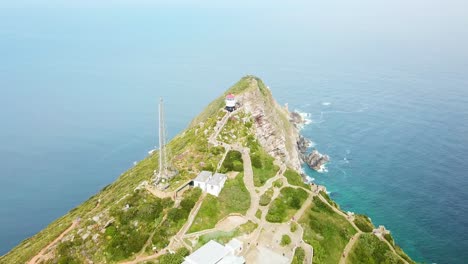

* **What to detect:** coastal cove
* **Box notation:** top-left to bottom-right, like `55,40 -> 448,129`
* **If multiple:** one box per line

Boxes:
1,5 -> 468,264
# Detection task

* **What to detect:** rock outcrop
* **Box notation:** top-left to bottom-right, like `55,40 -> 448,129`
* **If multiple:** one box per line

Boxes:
236,77 -> 303,171
237,77 -> 330,172
305,150 -> 330,171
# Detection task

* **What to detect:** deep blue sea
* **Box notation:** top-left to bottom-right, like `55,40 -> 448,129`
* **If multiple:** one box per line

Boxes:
1,4 -> 468,263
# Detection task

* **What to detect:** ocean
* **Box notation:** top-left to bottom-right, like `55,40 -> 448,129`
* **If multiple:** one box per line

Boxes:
1,4 -> 467,263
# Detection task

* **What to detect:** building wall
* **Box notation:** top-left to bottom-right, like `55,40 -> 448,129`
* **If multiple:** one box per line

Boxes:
194,181 -> 206,192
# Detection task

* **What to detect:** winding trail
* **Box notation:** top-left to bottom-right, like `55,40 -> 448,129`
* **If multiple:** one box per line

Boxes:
27,220 -> 79,264
339,232 -> 362,264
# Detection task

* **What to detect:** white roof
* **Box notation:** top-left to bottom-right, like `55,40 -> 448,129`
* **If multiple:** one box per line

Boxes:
225,238 -> 243,252
194,171 -> 212,183
217,255 -> 245,264
183,240 -> 227,264
207,173 -> 227,186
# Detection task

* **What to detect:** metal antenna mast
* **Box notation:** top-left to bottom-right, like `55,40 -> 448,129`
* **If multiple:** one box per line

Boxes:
158,98 -> 166,178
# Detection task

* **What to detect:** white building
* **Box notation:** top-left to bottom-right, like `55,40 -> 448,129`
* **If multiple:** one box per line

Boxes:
193,171 -> 212,191
183,239 -> 245,264
193,171 -> 227,197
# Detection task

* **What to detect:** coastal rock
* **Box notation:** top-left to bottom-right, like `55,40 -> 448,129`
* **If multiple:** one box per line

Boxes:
305,150 -> 330,171
289,111 -> 306,128
236,78 -> 303,171
297,135 -> 310,155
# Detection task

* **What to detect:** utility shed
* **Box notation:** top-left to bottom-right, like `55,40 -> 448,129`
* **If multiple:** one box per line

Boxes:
193,171 -> 212,191
206,173 -> 227,196
192,171 -> 227,197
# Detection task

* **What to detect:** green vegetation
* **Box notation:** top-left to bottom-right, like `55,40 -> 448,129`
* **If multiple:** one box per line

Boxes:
273,179 -> 283,188
249,137 -> 280,187
219,150 -> 243,173
195,221 -> 257,250
157,247 -> 190,264
104,190 -> 170,261
259,187 -> 274,206
168,115 -> 226,180
384,233 -> 394,245
292,247 -> 306,264
280,234 -> 291,246
266,187 -> 308,223
255,209 -> 262,219
347,233 -> 403,264
218,112 -> 252,145
151,188 -> 202,250
189,173 -> 250,232
284,169 -> 309,189
320,191 -> 339,209
290,222 -> 298,232
354,214 -> 374,233
300,196 -> 357,264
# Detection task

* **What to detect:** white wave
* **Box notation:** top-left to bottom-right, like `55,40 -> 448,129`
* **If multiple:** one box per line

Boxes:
322,102 -> 331,106
309,141 -> 317,148
293,109 -> 313,129
316,164 -> 328,173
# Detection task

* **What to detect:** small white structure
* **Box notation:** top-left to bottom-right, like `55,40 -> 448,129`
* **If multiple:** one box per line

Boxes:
183,239 -> 245,264
225,93 -> 236,112
193,171 -> 212,190
193,171 -> 227,197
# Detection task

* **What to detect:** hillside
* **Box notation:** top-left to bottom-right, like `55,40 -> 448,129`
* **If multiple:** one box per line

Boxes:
0,76 -> 414,264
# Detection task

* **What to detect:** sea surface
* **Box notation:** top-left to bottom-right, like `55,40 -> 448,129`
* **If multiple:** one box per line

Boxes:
1,4 -> 468,263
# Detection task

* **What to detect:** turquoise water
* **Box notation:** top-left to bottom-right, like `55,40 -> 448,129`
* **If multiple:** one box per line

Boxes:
1,5 -> 468,263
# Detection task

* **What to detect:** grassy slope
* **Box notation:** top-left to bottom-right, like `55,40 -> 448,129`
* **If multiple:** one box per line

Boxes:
266,187 -> 308,223
188,173 -> 250,233
300,196 -> 357,264
347,233 -> 404,264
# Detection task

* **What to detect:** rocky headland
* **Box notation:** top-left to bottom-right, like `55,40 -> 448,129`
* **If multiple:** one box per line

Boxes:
0,76 -> 414,264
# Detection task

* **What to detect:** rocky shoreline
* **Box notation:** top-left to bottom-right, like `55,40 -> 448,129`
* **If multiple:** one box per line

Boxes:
290,110 -> 330,172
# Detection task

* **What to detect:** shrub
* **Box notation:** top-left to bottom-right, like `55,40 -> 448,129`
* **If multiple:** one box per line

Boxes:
384,233 -> 394,246
290,222 -> 298,232
259,193 -> 272,206
292,247 -> 305,264
251,154 -> 262,168
280,235 -> 291,246
158,247 -> 190,264
354,214 -> 374,233
273,180 -> 283,188
220,150 -> 243,172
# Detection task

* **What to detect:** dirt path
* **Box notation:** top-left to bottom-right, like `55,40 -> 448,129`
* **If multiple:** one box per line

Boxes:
381,236 -> 409,264
173,193 -> 206,241
118,251 -> 164,264
317,194 -> 360,231
239,147 -> 260,219
339,232 -> 362,264
28,220 -> 79,264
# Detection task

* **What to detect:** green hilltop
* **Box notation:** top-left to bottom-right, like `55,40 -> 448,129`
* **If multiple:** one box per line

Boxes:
0,76 -> 414,264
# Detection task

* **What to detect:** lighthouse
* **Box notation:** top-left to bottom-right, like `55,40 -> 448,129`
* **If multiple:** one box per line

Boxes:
225,93 -> 236,112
